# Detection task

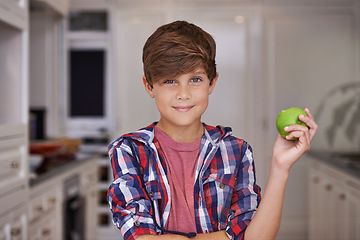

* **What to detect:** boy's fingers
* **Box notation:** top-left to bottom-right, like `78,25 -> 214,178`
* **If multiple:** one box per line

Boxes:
299,109 -> 318,140
304,108 -> 313,119
286,130 -> 311,151
285,124 -> 311,142
284,124 -> 309,133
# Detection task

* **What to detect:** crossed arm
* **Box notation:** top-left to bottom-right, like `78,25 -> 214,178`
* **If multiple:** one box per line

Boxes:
138,109 -> 318,240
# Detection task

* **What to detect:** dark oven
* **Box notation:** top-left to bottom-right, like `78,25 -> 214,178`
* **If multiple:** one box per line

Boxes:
63,175 -> 84,240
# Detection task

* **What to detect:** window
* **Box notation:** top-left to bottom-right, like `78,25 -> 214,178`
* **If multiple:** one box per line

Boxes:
69,50 -> 105,117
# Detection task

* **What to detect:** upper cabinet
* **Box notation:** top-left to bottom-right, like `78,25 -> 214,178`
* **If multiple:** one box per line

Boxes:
0,0 -> 28,139
31,0 -> 69,16
0,0 -> 28,30
0,1 -> 28,236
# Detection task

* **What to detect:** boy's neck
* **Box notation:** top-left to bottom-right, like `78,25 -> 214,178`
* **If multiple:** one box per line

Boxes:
155,121 -> 204,143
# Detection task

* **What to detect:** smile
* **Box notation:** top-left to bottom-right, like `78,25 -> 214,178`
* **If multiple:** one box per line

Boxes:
173,106 -> 194,112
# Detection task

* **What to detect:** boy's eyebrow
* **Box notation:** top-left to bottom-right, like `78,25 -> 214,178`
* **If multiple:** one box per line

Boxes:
192,70 -> 207,75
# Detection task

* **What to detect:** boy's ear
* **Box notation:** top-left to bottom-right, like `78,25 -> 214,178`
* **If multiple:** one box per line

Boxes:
143,75 -> 155,98
208,72 -> 219,95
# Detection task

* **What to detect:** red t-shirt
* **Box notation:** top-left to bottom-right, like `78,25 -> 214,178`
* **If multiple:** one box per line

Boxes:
154,126 -> 201,233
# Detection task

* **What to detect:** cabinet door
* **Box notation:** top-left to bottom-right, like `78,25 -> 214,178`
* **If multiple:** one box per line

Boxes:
332,179 -> 351,240
308,167 -> 322,240
0,209 -> 27,240
0,0 -> 28,29
0,148 -> 24,186
82,163 -> 98,240
347,180 -> 360,239
85,186 -> 98,240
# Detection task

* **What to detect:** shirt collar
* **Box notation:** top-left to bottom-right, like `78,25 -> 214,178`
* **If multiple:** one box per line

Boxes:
121,122 -> 232,147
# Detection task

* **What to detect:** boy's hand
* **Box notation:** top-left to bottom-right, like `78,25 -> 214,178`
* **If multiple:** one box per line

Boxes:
272,108 -> 318,172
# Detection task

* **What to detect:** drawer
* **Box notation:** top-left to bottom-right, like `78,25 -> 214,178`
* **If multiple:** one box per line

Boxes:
0,182 -> 27,216
0,205 -> 27,240
28,212 -> 56,240
44,188 -> 57,212
0,146 -> 26,187
38,218 -> 55,240
28,194 -> 45,223
28,187 -> 59,223
81,166 -> 98,187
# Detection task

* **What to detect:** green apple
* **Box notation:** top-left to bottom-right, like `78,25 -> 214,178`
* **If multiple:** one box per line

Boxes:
276,107 -> 308,140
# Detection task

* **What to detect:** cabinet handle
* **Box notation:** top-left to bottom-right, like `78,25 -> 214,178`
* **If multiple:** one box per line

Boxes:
36,206 -> 43,212
11,160 -> 20,169
10,227 -> 21,236
325,184 -> 332,191
313,177 -> 319,183
42,228 -> 51,236
48,197 -> 56,204
339,193 -> 346,200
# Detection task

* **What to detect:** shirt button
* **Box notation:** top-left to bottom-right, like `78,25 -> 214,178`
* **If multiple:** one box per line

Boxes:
134,220 -> 141,226
149,191 -> 155,198
219,183 -> 225,189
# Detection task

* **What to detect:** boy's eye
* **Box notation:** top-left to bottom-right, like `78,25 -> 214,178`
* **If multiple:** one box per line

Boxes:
164,80 -> 176,84
191,77 -> 202,83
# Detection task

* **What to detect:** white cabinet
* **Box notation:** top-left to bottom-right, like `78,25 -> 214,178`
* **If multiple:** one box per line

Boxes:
31,0 -> 68,16
81,163 -> 98,240
0,1 -> 29,234
0,205 -> 27,240
308,158 -> 360,240
0,0 -> 28,30
28,182 -> 61,240
28,157 -> 98,240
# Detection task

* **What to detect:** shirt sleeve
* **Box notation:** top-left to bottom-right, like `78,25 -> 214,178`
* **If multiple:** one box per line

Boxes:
225,142 -> 262,240
107,138 -> 158,240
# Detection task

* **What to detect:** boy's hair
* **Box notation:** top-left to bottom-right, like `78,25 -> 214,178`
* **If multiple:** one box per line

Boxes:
142,20 -> 217,87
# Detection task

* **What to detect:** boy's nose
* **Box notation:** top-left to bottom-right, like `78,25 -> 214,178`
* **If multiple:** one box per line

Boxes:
176,85 -> 191,100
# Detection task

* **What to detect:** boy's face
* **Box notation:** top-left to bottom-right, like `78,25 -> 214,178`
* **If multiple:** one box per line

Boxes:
143,67 -> 218,131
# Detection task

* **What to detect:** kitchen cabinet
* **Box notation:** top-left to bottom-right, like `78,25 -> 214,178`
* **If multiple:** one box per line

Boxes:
0,0 -> 28,30
0,205 -> 27,240
29,2 -> 68,139
81,161 -> 98,240
308,157 -> 360,240
28,183 -> 61,240
28,156 -> 98,240
0,2 -> 29,239
37,0 -> 69,16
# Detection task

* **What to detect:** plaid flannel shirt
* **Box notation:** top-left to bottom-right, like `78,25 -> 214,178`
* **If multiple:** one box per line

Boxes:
107,123 -> 261,240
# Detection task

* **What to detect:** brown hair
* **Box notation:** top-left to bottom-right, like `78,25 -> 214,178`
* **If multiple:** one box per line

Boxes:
142,20 -> 217,87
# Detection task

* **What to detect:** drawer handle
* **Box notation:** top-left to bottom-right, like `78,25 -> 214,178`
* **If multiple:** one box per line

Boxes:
11,227 -> 21,236
313,177 -> 319,183
48,197 -> 56,204
11,160 -> 20,169
325,184 -> 332,191
339,193 -> 346,200
42,228 -> 51,236
36,206 -> 43,212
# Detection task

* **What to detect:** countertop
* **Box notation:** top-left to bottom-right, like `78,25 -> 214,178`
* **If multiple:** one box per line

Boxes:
308,150 -> 360,179
29,152 -> 100,186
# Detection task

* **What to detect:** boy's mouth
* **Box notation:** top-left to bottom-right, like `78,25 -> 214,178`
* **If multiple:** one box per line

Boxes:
173,106 -> 194,112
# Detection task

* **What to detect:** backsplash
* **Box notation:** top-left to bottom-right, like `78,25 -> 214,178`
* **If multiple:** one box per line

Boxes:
313,81 -> 360,153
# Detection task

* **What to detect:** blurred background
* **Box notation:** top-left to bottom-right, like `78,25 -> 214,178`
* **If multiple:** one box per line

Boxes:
0,0 -> 359,239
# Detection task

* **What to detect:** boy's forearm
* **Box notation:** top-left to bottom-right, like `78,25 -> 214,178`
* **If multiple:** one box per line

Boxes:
244,160 -> 289,240
137,230 -> 229,240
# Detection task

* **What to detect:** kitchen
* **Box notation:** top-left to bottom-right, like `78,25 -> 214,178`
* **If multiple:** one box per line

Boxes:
0,0 -> 359,240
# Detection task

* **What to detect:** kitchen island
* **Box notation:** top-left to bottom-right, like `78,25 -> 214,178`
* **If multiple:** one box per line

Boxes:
28,152 -> 99,240
307,151 -> 360,240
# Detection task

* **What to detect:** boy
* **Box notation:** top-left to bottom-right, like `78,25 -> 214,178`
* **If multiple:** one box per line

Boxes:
107,20 -> 317,240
